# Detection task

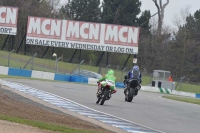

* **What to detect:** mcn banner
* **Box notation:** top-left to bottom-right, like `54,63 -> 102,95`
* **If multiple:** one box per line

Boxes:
0,6 -> 18,35
26,16 -> 140,54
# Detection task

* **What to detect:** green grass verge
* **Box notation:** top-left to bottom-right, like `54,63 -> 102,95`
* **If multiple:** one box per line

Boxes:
0,74 -> 40,80
163,95 -> 200,105
0,50 -> 151,83
175,83 -> 200,94
0,115 -> 100,133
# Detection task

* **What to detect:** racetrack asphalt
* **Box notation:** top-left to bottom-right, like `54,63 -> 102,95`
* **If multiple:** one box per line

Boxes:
4,78 -> 200,133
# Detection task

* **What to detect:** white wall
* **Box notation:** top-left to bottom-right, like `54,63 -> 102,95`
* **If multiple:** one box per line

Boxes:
31,70 -> 55,80
88,78 -> 98,85
0,66 -> 9,75
42,72 -> 55,80
31,70 -> 43,79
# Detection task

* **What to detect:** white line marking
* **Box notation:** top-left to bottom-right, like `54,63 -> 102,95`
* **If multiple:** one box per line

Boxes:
0,80 -> 164,133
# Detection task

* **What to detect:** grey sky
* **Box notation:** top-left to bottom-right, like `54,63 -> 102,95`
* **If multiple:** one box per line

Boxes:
60,0 -> 200,28
140,0 -> 200,27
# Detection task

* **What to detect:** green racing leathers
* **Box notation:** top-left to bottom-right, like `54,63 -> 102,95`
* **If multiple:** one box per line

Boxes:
98,74 -> 116,91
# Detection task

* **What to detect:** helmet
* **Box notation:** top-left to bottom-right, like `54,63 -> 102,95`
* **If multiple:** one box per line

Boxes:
108,69 -> 114,75
133,65 -> 139,71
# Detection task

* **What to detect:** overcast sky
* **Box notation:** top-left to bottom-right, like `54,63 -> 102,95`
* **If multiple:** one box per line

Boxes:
140,0 -> 200,27
60,0 -> 200,28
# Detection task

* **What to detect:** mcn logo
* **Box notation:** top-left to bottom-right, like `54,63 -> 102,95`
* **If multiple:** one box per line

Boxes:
66,21 -> 100,43
0,6 -> 18,27
26,16 -> 140,48
104,25 -> 139,46
27,17 -> 62,39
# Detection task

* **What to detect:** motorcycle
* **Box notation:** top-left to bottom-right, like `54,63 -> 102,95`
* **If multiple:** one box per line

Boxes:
124,79 -> 139,102
96,82 -> 112,105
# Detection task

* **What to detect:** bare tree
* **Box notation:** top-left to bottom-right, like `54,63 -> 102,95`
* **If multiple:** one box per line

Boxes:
113,8 -> 120,24
43,0 -> 61,13
150,17 -> 158,36
173,5 -> 191,30
152,0 -> 169,38
162,24 -> 172,35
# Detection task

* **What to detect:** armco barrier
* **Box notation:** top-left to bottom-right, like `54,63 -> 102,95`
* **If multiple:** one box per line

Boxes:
141,86 -> 162,93
31,70 -> 43,79
116,83 -> 171,94
1,66 -> 200,98
195,94 -> 200,98
0,66 -> 9,75
8,68 -> 32,77
88,78 -> 98,85
31,70 -> 55,80
54,74 -> 70,82
42,72 -> 55,80
70,75 -> 88,83
116,82 -> 124,88
171,90 -> 196,98
141,86 -> 198,98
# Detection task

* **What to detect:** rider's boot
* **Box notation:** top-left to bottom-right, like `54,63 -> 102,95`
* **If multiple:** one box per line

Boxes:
135,89 -> 138,95
96,90 -> 98,96
96,84 -> 101,96
124,88 -> 127,94
136,85 -> 141,90
111,90 -> 117,94
135,86 -> 141,96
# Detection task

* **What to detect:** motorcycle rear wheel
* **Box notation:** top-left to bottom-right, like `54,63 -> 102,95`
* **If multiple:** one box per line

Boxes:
127,88 -> 134,102
100,90 -> 109,105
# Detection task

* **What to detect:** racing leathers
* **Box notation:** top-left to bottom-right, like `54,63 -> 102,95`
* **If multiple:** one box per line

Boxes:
124,69 -> 142,96
97,73 -> 117,95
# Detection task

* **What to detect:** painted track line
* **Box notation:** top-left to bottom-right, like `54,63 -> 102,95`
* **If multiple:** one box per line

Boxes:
0,79 -> 164,133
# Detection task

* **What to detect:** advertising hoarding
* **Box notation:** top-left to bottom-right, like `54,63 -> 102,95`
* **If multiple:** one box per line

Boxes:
0,6 -> 18,35
26,16 -> 140,54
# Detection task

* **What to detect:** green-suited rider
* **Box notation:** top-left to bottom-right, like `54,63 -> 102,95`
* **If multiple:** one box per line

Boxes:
96,69 -> 117,95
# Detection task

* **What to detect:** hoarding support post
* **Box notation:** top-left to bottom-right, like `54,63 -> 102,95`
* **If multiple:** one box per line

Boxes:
122,54 -> 131,71
121,68 -> 127,82
106,52 -> 109,66
42,46 -> 50,58
51,47 -> 55,60
96,51 -> 105,66
11,35 -> 15,50
79,49 -> 82,63
1,35 -> 9,50
8,50 -> 14,67
70,49 -> 78,63
133,54 -> 137,65
16,34 -> 26,53
24,40 -> 27,55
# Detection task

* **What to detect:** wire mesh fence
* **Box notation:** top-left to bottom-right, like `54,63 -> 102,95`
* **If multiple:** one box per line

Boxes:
1,49 -> 200,91
0,50 -> 135,82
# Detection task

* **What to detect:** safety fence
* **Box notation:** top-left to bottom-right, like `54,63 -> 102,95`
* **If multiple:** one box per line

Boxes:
0,50 -> 133,82
1,65 -> 199,98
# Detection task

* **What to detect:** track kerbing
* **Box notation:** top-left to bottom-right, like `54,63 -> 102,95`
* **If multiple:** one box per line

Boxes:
0,79 -> 164,133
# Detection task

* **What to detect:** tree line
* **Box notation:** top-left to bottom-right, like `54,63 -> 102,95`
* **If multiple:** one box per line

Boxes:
0,0 -> 200,83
